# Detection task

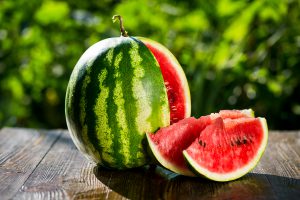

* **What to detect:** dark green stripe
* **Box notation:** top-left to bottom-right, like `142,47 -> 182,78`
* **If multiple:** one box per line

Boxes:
83,54 -> 108,164
70,65 -> 89,147
118,41 -> 141,167
103,46 -> 125,168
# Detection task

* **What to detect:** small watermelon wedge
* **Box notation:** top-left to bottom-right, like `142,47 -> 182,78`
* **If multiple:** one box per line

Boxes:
146,109 -> 254,176
147,117 -> 202,176
183,117 -> 268,182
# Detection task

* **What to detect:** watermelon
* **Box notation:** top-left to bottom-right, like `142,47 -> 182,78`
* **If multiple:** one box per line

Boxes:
183,117 -> 268,182
65,15 -> 190,169
146,109 -> 254,176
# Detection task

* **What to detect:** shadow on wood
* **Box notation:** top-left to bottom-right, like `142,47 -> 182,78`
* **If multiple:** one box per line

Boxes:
91,165 -> 300,200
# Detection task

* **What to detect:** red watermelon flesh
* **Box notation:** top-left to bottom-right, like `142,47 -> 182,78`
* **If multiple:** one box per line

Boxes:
146,117 -> 203,176
140,38 -> 191,124
146,109 -> 254,176
183,117 -> 268,182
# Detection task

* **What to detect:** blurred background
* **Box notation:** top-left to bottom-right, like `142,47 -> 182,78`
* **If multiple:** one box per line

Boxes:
0,0 -> 299,130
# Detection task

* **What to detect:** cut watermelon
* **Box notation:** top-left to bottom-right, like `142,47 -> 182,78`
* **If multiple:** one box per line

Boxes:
147,117 -> 203,176
140,37 -> 191,124
183,117 -> 268,182
146,109 -> 254,176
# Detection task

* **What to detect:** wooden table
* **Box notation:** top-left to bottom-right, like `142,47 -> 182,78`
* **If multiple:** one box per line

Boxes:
0,128 -> 299,200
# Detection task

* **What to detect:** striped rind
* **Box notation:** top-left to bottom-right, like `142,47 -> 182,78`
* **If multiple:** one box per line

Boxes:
183,117 -> 268,182
138,37 -> 191,119
65,37 -> 170,169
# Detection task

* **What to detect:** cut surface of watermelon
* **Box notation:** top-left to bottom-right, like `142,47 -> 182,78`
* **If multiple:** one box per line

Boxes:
146,117 -> 201,176
211,109 -> 254,119
140,37 -> 191,124
146,109 -> 255,176
183,117 -> 268,182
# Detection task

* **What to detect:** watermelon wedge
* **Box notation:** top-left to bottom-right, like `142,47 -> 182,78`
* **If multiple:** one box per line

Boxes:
147,117 -> 202,176
146,109 -> 254,176
183,117 -> 268,182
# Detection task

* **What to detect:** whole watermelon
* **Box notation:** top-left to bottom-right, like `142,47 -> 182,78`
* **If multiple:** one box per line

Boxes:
65,16 -> 190,169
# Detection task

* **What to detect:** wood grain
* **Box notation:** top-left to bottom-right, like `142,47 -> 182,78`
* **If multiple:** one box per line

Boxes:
0,128 -> 299,200
253,131 -> 300,200
0,128 -> 62,200
12,130 -> 126,200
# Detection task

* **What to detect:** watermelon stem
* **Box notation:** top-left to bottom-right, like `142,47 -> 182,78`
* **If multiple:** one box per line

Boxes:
112,15 -> 128,37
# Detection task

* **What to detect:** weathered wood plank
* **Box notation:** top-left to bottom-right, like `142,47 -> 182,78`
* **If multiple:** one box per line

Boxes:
254,131 -> 300,176
0,128 -> 62,200
13,130 -> 126,200
253,131 -> 300,200
1,129 -> 299,200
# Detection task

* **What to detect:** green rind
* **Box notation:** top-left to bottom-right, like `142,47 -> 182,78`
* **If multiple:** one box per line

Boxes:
146,133 -> 195,176
138,37 -> 191,118
183,117 -> 268,182
65,37 -> 170,169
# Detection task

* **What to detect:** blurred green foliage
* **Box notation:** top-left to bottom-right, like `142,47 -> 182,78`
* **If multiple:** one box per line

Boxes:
0,0 -> 300,129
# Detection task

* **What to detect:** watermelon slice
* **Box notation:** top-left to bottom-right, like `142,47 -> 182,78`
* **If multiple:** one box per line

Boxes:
146,109 -> 254,176
183,117 -> 268,182
140,37 -> 191,124
147,117 -> 203,176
